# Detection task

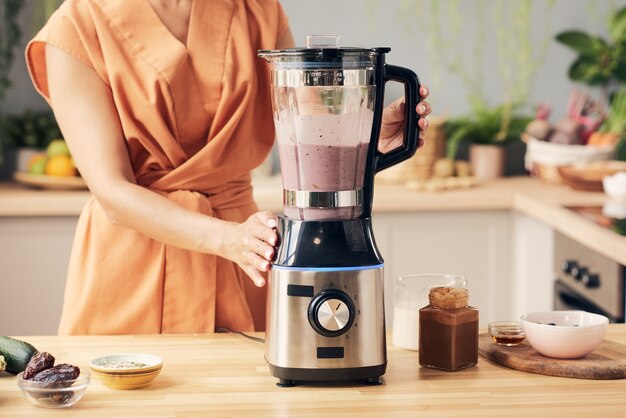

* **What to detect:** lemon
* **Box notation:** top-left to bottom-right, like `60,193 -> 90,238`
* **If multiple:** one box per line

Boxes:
45,154 -> 77,177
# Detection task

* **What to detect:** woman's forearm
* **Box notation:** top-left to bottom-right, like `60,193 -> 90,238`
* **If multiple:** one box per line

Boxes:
94,179 -> 234,257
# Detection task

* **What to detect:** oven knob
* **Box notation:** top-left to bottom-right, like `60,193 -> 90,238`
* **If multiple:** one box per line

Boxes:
561,260 -> 578,274
308,289 -> 355,337
571,266 -> 588,281
582,273 -> 600,288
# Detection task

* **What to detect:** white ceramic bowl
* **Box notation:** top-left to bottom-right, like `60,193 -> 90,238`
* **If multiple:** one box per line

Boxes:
520,310 -> 608,359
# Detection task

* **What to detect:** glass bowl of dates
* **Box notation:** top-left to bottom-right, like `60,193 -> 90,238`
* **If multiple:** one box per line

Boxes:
17,368 -> 89,409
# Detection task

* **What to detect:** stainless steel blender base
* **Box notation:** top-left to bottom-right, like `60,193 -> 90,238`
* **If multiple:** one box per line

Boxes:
265,266 -> 387,385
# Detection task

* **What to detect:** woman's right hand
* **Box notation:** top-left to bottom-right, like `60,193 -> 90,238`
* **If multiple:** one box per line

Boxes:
223,211 -> 279,287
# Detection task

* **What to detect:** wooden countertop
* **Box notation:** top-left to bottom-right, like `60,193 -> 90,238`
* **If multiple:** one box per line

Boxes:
1,325 -> 625,418
1,176 -> 625,264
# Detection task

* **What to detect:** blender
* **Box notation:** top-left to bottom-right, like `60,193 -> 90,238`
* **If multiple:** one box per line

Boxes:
259,35 -> 421,386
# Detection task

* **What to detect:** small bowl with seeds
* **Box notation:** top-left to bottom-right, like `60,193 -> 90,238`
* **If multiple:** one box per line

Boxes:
89,354 -> 162,390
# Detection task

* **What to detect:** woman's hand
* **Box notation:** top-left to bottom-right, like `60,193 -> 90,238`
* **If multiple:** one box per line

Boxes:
378,85 -> 432,153
222,211 -> 279,287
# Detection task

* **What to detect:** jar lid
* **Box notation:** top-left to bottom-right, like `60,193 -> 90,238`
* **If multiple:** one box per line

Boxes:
428,287 -> 469,309
258,34 -> 390,69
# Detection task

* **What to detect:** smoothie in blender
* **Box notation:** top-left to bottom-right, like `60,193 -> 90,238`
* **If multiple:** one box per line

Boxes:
274,86 -> 374,220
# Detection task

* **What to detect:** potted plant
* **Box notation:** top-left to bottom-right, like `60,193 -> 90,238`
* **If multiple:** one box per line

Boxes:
398,1 -> 553,181
555,5 -> 626,100
445,103 -> 531,180
560,5 -> 626,161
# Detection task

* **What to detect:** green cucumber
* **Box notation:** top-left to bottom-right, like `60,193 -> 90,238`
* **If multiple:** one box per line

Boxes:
0,336 -> 38,374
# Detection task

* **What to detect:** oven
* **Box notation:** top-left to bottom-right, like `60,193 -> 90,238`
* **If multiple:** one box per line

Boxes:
554,232 -> 625,323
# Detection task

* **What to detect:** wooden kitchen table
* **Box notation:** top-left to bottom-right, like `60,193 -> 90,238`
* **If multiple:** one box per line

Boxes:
2,325 -> 626,418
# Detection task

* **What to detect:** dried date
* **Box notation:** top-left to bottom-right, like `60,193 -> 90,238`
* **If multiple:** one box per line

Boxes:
32,363 -> 80,387
23,352 -> 55,380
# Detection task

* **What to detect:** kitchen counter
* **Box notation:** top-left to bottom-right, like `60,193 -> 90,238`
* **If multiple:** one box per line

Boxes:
1,325 -> 625,418
1,176 -> 624,264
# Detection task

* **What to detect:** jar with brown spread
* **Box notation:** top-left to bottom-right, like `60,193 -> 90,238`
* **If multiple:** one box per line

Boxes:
419,286 -> 479,371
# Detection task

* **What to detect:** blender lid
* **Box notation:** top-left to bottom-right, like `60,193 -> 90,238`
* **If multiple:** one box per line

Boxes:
258,35 -> 390,68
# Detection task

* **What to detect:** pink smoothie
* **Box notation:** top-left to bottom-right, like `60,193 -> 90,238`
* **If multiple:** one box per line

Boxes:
275,110 -> 374,220
279,142 -> 368,220
279,142 -> 369,191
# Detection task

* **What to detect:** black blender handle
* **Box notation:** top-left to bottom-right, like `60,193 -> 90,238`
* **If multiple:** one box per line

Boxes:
376,65 -> 422,172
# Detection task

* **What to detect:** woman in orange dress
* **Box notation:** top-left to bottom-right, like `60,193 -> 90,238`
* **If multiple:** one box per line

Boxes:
26,0 -> 432,335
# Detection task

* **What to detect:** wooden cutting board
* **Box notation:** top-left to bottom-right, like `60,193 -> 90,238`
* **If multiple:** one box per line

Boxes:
478,333 -> 626,379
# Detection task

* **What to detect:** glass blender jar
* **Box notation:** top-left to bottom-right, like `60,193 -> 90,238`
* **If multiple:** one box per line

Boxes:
259,35 -> 421,222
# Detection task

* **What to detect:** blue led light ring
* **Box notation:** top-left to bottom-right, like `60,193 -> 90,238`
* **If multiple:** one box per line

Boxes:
271,264 -> 384,272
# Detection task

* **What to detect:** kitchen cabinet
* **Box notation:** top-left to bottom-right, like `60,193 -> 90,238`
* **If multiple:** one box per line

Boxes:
0,217 -> 77,335
511,212 -> 555,320
374,211 -> 514,327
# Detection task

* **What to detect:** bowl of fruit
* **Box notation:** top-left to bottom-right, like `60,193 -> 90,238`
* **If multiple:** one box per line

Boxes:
13,139 -> 87,190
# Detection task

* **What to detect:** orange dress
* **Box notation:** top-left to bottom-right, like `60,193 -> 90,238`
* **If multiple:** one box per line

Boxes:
26,0 -> 289,335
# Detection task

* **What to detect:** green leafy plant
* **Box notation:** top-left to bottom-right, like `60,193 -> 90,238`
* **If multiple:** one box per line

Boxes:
600,88 -> 626,134
1,110 -> 61,150
445,104 -> 532,160
609,79 -> 626,160
0,0 -> 24,102
615,137 -> 626,161
555,6 -> 626,88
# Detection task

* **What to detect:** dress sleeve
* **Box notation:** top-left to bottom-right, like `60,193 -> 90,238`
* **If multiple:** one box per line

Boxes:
276,1 -> 290,41
25,0 -> 103,102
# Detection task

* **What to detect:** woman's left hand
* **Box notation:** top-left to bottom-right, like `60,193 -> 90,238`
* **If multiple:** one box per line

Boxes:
379,85 -> 431,153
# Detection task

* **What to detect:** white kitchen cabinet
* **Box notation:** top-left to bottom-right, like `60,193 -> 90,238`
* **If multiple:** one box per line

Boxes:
0,217 -> 77,336
373,211 -> 514,327
511,213 -> 555,318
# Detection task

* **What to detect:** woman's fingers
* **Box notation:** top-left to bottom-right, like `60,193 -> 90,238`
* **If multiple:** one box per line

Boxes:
256,211 -> 278,229
231,211 -> 281,287
416,101 -> 431,116
420,85 -> 429,99
242,262 -> 266,287
245,250 -> 270,272
246,234 -> 275,262
255,211 -> 278,245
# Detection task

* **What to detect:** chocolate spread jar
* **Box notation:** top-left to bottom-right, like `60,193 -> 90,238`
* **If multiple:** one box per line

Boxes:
418,287 -> 479,371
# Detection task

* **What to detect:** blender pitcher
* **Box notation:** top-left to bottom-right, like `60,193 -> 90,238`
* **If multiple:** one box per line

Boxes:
259,35 -> 421,221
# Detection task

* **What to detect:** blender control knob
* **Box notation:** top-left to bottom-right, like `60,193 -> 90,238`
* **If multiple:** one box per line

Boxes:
308,289 -> 355,337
